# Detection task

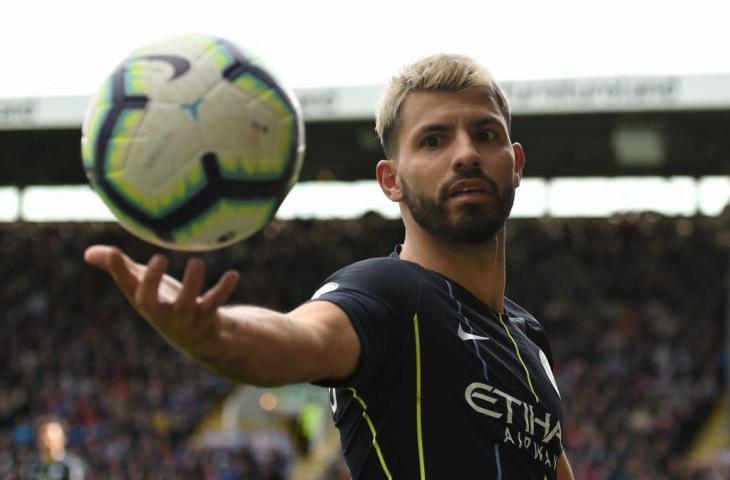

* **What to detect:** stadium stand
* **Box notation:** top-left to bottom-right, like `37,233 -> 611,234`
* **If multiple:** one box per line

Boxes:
0,213 -> 727,479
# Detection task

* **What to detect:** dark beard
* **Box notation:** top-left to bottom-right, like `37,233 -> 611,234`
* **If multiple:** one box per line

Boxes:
401,170 -> 515,244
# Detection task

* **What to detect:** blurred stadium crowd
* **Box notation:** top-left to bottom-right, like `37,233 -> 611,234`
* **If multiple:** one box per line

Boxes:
0,213 -> 727,479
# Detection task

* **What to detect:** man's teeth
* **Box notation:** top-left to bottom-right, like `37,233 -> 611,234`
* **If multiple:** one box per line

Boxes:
454,188 -> 484,196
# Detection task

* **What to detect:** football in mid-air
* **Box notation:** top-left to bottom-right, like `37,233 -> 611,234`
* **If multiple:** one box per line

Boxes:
81,34 -> 305,251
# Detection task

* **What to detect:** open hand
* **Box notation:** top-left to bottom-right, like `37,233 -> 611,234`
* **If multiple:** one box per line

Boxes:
84,245 -> 240,358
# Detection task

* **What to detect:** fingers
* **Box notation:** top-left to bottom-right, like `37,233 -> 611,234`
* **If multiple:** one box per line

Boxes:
86,245 -> 238,319
84,245 -> 115,269
200,269 -> 240,314
175,257 -> 206,312
85,245 -> 141,300
135,254 -> 169,316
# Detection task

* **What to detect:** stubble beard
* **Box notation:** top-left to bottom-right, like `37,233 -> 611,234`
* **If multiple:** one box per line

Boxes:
400,170 -> 515,245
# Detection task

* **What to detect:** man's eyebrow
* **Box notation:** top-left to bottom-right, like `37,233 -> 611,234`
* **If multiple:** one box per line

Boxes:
470,116 -> 505,128
414,116 -> 505,136
414,123 -> 451,136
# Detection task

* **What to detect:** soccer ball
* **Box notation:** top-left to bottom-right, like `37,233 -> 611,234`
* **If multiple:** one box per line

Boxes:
81,34 -> 305,251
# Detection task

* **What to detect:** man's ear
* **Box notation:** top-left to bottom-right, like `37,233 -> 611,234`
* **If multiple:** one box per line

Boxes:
376,159 -> 402,202
512,142 -> 526,187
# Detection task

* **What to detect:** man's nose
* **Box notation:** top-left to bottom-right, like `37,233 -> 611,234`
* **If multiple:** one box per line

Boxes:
451,133 -> 481,170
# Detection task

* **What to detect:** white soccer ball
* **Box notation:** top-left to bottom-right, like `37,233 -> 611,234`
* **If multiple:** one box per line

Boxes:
81,34 -> 305,251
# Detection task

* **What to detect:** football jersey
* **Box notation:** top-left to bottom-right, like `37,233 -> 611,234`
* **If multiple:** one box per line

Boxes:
312,251 -> 564,479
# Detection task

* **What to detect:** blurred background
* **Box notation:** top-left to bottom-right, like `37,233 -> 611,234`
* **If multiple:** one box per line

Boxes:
1,0 -> 730,478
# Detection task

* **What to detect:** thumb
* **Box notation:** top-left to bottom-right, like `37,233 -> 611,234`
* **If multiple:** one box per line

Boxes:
84,245 -> 141,298
84,245 -> 120,271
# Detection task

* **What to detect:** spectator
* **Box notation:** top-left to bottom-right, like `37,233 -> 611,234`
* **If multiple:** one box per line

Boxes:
20,414 -> 87,480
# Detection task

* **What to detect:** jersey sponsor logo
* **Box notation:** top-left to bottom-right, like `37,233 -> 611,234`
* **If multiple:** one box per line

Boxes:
311,282 -> 339,299
457,323 -> 491,342
465,381 -> 562,471
539,349 -> 561,398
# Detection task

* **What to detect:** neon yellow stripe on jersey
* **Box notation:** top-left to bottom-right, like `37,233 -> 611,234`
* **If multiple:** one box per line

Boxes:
413,313 -> 426,479
348,388 -> 393,480
498,313 -> 540,403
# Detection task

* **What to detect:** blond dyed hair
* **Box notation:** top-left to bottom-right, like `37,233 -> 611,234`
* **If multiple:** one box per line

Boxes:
375,54 -> 511,158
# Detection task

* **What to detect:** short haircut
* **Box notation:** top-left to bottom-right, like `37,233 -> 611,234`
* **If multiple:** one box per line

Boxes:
35,414 -> 69,437
375,54 -> 511,159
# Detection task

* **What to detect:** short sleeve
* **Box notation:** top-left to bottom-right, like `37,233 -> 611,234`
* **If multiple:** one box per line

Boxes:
309,257 -> 420,387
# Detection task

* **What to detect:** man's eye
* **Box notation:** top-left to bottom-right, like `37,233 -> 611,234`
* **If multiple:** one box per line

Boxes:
477,130 -> 495,141
423,136 -> 442,148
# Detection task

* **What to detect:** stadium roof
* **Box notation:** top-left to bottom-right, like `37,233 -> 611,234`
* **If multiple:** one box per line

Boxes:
4,74 -> 730,129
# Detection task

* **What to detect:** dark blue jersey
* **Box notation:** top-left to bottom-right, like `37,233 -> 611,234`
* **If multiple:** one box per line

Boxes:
311,251 -> 564,479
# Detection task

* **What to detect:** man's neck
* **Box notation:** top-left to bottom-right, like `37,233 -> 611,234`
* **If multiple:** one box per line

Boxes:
398,227 -> 507,313
40,446 -> 66,462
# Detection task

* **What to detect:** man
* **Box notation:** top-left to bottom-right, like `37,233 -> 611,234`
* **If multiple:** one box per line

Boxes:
85,54 -> 575,479
22,415 -> 87,480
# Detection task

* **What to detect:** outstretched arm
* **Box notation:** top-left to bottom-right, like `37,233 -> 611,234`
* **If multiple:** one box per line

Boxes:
85,245 -> 361,387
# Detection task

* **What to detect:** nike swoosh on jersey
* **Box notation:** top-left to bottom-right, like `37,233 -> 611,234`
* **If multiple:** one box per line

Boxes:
457,323 -> 490,342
